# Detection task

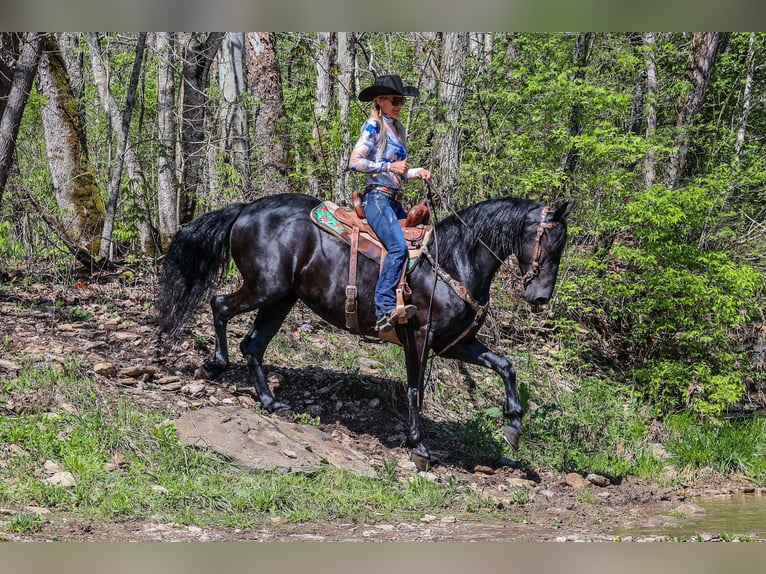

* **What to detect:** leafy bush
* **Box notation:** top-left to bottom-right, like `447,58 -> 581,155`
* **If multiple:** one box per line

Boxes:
558,183 -> 763,416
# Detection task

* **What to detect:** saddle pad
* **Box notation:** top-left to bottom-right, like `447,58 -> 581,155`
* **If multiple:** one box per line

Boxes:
311,201 -> 430,271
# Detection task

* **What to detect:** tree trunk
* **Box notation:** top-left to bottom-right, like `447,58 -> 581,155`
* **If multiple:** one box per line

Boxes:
559,32 -> 594,183
414,32 -> 440,98
37,34 -> 105,255
664,32 -> 725,189
245,32 -> 291,195
179,32 -> 224,223
435,32 -> 468,194
87,32 -> 147,260
56,33 -> 87,157
218,32 -> 251,198
0,32 -> 44,204
156,32 -> 179,249
333,32 -> 355,204
643,32 -> 659,189
310,32 -> 335,198
734,32 -> 756,163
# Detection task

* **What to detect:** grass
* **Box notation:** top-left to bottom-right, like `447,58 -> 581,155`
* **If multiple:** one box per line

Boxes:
0,358 -> 503,533
663,412 -> 766,483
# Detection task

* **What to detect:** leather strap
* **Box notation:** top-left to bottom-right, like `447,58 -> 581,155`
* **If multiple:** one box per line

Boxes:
345,226 -> 361,333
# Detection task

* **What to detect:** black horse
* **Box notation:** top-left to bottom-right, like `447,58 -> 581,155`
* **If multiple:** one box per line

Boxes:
157,192 -> 572,463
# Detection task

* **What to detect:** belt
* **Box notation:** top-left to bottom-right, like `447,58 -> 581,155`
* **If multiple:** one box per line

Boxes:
365,185 -> 403,201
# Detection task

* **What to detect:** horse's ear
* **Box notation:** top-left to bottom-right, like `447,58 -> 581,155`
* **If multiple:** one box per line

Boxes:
553,201 -> 573,222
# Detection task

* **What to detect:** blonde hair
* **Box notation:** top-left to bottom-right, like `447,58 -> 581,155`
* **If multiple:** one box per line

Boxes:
372,96 -> 406,148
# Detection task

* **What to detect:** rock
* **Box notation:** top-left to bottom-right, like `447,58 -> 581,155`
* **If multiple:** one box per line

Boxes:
507,477 -> 537,488
173,405 -> 375,477
155,376 -> 181,385
93,362 -> 118,377
44,471 -> 76,487
473,465 -> 494,475
181,382 -> 207,396
648,442 -> 672,460
564,472 -> 588,489
43,460 -> 64,474
120,365 -> 157,378
586,473 -> 610,487
0,359 -> 20,373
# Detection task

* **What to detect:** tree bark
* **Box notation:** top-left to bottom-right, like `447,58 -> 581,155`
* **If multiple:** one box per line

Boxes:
333,32 -> 355,203
245,32 -> 291,195
179,32 -> 224,223
559,32 -> 594,183
156,32 -> 179,249
435,32 -> 468,194
643,32 -> 659,189
87,32 -> 147,260
37,34 -> 105,255
0,32 -> 44,204
664,32 -> 725,189
310,32 -> 335,198
218,32 -> 250,198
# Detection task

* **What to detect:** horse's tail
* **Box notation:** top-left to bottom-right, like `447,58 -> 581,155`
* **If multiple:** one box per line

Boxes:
156,202 -> 247,339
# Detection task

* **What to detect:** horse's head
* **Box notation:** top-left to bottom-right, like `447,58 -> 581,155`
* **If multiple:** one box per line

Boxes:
517,202 -> 573,308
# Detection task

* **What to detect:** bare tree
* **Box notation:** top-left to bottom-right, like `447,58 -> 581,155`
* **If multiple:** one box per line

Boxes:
643,32 -> 659,189
310,32 -> 335,197
37,34 -> 105,254
0,32 -> 44,203
86,32 -> 147,260
435,32 -> 468,194
245,32 -> 291,195
218,32 -> 250,197
559,32 -> 594,184
179,32 -> 224,223
333,32 -> 355,203
156,32 -> 178,249
664,32 -> 725,189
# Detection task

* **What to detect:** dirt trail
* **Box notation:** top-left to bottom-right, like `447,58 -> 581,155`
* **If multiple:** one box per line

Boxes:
0,274 -> 758,541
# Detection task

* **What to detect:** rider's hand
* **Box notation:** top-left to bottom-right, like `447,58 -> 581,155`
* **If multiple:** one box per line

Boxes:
389,160 -> 409,176
418,168 -> 432,182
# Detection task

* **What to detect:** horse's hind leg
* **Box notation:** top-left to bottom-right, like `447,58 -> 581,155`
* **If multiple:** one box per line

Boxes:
239,296 -> 297,413
200,287 -> 259,380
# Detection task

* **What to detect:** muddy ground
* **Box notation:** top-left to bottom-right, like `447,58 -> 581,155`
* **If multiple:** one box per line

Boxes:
0,272 -> 761,542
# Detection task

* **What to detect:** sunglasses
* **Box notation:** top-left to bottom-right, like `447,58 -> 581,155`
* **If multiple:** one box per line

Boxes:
381,97 -> 405,106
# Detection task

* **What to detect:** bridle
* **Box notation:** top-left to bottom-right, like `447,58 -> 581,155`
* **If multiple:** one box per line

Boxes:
520,206 -> 558,288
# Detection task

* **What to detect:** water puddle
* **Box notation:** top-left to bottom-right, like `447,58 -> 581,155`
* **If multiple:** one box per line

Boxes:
616,493 -> 766,540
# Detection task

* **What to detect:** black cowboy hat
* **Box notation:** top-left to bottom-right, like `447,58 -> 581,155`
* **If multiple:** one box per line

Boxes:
358,74 -> 420,102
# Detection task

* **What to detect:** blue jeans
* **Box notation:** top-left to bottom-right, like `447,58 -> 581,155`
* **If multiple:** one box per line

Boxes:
362,189 -> 408,318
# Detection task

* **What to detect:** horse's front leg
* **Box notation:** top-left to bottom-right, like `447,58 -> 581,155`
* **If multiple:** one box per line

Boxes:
441,337 -> 523,451
398,322 -> 430,468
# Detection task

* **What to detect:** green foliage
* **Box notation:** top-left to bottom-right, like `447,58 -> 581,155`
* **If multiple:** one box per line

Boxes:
0,221 -> 24,261
518,376 -> 661,478
558,182 -> 763,416
664,413 -> 766,483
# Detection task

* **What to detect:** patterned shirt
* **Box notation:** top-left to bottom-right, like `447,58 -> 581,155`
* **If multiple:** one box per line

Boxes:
348,114 -> 421,190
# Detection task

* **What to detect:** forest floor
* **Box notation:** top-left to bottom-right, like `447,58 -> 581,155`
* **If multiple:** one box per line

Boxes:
0,270 -> 763,542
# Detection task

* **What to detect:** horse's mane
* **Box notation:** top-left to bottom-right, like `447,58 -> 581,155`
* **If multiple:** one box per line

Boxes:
432,196 -> 542,261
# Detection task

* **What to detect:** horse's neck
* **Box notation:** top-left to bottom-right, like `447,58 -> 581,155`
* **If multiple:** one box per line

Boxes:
432,222 -> 506,302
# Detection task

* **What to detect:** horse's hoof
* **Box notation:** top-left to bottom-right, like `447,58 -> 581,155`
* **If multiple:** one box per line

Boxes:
502,424 -> 521,451
198,361 -> 226,380
409,444 -> 431,471
270,402 -> 294,418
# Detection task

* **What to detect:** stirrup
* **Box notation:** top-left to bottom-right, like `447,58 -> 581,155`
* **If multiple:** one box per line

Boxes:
376,305 -> 417,332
